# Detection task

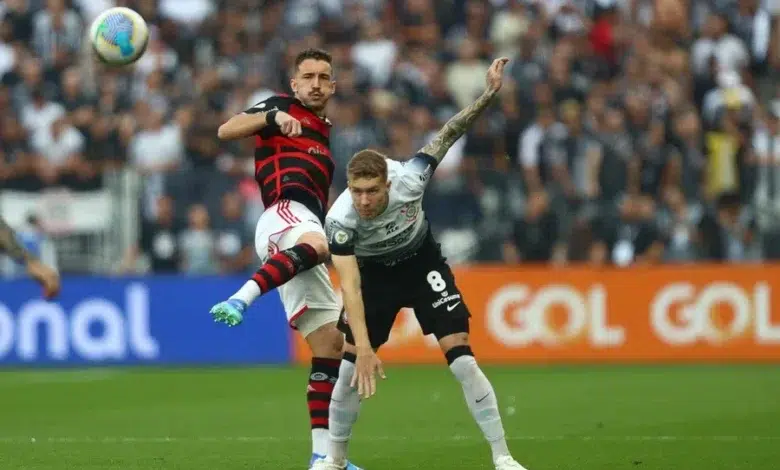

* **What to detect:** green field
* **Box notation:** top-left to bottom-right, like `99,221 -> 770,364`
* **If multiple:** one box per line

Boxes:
0,365 -> 778,469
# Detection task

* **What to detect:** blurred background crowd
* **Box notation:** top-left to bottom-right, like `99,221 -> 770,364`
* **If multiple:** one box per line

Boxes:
2,0 -> 780,276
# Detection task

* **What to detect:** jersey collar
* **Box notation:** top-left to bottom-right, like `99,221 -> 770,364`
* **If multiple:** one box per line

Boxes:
293,96 -> 332,126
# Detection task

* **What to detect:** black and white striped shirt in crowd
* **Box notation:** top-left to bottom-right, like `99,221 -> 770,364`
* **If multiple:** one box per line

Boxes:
31,9 -> 82,64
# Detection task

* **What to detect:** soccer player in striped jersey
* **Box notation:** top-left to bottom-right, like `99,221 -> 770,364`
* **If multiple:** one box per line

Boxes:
208,48 -> 361,470
314,58 -> 528,470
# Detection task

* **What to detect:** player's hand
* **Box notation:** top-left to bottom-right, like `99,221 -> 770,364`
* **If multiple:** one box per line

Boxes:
485,57 -> 509,93
26,259 -> 61,300
274,111 -> 302,137
351,347 -> 386,399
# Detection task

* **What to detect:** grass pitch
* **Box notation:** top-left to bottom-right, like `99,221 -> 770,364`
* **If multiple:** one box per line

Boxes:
0,365 -> 778,469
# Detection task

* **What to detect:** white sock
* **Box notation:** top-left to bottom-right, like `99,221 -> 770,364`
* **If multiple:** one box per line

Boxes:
229,280 -> 261,306
311,428 -> 329,456
327,360 -> 360,465
449,355 -> 511,461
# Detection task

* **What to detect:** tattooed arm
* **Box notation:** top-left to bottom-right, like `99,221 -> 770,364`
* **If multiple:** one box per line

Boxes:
0,215 -> 32,263
419,57 -> 509,161
0,215 -> 61,299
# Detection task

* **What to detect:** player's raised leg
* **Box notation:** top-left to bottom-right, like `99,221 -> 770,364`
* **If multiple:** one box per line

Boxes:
209,197 -> 331,325
210,229 -> 329,325
235,231 -> 327,301
439,332 -> 527,470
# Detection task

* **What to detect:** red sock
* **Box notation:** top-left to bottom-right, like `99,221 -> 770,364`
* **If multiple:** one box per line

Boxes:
307,357 -> 340,430
251,243 -> 320,294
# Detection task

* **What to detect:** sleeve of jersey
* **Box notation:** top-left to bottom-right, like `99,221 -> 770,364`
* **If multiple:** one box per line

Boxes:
243,96 -> 283,115
326,218 -> 357,256
399,152 -> 438,195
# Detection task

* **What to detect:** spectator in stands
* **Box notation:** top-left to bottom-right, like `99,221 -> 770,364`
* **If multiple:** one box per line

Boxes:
20,87 -> 65,135
214,191 -> 253,274
519,104 -> 557,194
546,99 -> 590,208
589,104 -> 637,213
697,190 -> 758,261
702,69 -> 755,128
134,27 -> 179,80
129,103 -> 184,219
590,194 -> 665,266
0,114 -> 39,190
165,103 -> 235,217
446,37 -> 490,110
121,195 -> 181,274
668,106 -> 706,204
490,0 -> 529,59
0,0 -> 35,45
179,204 -> 217,275
329,98 -> 381,191
30,113 -> 92,189
352,19 -> 397,89
59,66 -> 95,133
691,11 -> 749,77
31,0 -> 82,70
657,186 -> 701,262
84,114 -> 123,175
729,0 -> 772,74
503,189 -> 566,265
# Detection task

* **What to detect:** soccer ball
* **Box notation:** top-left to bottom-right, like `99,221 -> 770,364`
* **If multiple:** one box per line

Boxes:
89,7 -> 149,66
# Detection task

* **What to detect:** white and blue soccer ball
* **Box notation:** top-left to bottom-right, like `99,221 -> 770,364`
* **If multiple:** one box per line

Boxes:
89,7 -> 149,66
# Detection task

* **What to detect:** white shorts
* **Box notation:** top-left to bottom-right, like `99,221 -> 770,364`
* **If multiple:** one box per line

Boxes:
255,199 -> 340,338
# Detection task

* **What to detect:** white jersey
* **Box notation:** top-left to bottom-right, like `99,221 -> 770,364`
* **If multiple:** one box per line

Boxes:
326,153 -> 436,266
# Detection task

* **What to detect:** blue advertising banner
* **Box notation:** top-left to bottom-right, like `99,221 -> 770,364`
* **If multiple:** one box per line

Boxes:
0,276 -> 291,366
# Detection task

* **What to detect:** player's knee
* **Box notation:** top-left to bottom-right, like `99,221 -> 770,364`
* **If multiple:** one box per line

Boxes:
444,344 -> 474,366
306,322 -> 344,359
438,332 -> 469,355
296,231 -> 329,261
446,345 -> 478,383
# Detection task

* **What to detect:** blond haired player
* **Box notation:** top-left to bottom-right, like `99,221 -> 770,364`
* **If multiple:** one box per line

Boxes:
315,58 -> 529,470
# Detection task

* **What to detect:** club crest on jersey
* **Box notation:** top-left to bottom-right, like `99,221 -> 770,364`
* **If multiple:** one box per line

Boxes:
401,202 -> 419,221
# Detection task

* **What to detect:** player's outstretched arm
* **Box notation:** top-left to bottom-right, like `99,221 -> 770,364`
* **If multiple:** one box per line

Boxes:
218,111 -> 273,140
0,216 -> 60,299
218,109 -> 302,140
419,57 -> 509,162
331,254 -> 386,398
331,254 -> 370,350
0,216 -> 30,264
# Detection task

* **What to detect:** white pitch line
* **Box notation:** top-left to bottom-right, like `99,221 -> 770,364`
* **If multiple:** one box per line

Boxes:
0,436 -> 777,444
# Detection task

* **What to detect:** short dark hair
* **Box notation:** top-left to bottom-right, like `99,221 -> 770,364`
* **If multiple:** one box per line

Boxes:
294,48 -> 333,72
716,190 -> 741,210
348,150 -> 388,182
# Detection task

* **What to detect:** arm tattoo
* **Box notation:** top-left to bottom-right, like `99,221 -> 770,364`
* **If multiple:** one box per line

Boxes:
420,90 -> 497,161
0,216 -> 32,263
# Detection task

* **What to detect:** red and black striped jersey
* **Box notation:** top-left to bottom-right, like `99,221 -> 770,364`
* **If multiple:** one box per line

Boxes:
244,94 -> 334,222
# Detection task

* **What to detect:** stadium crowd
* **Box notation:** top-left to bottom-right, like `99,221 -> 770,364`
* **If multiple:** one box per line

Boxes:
2,0 -> 780,275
